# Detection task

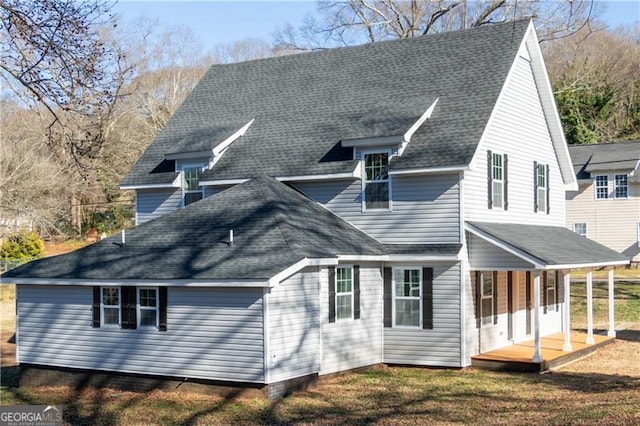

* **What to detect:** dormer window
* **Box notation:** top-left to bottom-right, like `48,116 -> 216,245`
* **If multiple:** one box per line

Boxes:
363,151 -> 390,210
178,162 -> 206,206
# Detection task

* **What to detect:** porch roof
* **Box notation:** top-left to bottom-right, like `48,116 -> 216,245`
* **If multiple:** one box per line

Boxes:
466,221 -> 629,270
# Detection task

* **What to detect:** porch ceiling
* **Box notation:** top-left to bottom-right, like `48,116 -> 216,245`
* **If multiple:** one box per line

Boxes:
466,221 -> 630,270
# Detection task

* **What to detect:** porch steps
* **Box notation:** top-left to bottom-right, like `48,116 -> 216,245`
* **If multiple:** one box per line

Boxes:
471,332 -> 614,373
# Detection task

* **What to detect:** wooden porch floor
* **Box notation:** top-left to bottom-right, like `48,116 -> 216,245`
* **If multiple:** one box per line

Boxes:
471,332 -> 614,372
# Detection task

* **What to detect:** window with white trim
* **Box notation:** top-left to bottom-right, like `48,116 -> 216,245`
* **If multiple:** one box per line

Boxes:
336,267 -> 353,320
138,288 -> 158,327
595,175 -> 609,199
393,268 -> 421,327
102,287 -> 120,326
179,163 -> 206,206
363,152 -> 390,210
573,223 -> 587,237
546,271 -> 557,311
614,174 -> 628,199
491,153 -> 504,208
480,272 -> 494,325
536,163 -> 547,213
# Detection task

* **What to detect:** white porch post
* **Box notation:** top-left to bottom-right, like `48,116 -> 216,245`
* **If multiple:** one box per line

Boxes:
586,270 -> 595,344
533,270 -> 542,363
562,270 -> 573,352
608,269 -> 616,338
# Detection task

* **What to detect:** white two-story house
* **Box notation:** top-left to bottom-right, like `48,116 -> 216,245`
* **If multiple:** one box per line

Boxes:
567,141 -> 640,264
2,20 -> 627,398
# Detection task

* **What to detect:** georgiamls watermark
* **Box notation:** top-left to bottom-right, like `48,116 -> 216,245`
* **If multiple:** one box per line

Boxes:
0,405 -> 62,426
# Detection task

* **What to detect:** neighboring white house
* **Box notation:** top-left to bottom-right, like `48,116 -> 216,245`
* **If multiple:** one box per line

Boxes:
566,141 -> 640,264
1,20 -> 628,398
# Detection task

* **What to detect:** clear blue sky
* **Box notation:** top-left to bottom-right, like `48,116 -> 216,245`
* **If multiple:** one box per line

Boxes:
114,0 -> 639,51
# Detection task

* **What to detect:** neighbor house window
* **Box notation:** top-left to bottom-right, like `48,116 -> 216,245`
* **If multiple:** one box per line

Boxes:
595,175 -> 608,199
102,287 -> 120,326
393,268 -> 421,327
138,288 -> 158,327
180,163 -> 205,206
363,152 -> 390,210
536,163 -> 547,213
480,272 -> 494,325
336,267 -> 353,320
615,174 -> 628,199
573,223 -> 587,237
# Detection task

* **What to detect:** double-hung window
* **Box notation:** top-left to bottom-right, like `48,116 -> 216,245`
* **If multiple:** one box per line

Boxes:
138,288 -> 159,327
363,152 -> 390,210
102,287 -> 120,326
545,271 -> 557,312
573,223 -> 587,237
536,163 -> 547,213
336,267 -> 353,320
488,151 -> 507,209
480,272 -> 494,325
393,268 -> 421,327
615,174 -> 628,199
595,175 -> 609,199
179,163 -> 206,206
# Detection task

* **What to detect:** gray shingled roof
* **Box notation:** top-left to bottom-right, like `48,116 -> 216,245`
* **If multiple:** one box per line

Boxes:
122,20 -> 531,186
3,177 -> 389,281
467,222 -> 629,267
569,141 -> 640,179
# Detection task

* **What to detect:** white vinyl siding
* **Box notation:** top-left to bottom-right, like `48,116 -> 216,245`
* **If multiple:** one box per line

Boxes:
135,189 -> 182,224
293,173 -> 460,244
267,268 -> 320,383
464,45 -> 565,226
17,285 -> 265,383
320,264 -> 382,375
384,263 -> 461,367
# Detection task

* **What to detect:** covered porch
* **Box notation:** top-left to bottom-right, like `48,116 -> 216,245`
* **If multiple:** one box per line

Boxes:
471,331 -> 614,372
465,222 -> 629,372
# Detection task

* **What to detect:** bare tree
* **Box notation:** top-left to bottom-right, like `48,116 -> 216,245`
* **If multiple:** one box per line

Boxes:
0,0 -> 130,170
274,0 -> 603,50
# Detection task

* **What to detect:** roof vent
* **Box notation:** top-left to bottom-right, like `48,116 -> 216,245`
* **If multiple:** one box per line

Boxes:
223,229 -> 234,246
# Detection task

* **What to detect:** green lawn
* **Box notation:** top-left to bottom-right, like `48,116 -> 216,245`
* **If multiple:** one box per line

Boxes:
571,280 -> 640,328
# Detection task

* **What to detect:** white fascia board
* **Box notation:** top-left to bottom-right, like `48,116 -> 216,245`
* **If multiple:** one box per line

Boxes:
465,223 -> 546,270
200,178 -> 249,186
212,118 -> 255,157
268,257 -> 338,287
2,278 -> 270,287
341,134 -> 405,148
337,254 -> 459,262
389,164 -> 468,176
524,22 -> 578,191
543,260 -> 630,270
276,169 -> 360,182
120,174 -> 182,190
399,98 -> 439,156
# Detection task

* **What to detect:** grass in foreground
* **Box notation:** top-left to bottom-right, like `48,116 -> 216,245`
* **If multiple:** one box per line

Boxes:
571,281 -> 640,327
1,364 -> 638,425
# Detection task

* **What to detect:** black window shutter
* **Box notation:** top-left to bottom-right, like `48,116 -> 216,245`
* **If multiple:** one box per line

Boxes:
542,271 -> 548,314
503,154 -> 509,210
383,267 -> 392,328
422,267 -> 434,330
353,265 -> 361,320
487,150 -> 493,209
554,271 -> 560,312
159,287 -> 168,331
92,287 -> 101,328
533,161 -> 539,212
475,271 -> 481,329
492,271 -> 498,325
121,286 -> 137,329
328,266 -> 336,323
546,164 -> 550,214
